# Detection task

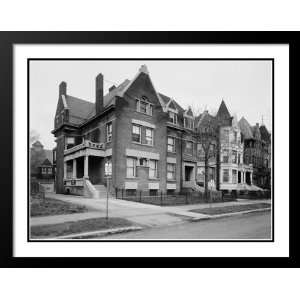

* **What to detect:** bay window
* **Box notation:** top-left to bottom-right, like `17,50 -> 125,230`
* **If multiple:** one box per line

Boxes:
223,169 -> 229,183
222,149 -> 229,163
232,169 -> 237,183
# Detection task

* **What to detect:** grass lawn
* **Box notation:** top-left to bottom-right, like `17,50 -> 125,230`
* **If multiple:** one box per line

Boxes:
30,197 -> 88,217
190,202 -> 271,215
30,217 -> 134,238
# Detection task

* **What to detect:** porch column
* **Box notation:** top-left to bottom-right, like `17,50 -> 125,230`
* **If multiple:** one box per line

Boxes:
72,159 -> 77,179
250,172 -> 253,185
242,172 -> 245,184
64,162 -> 67,179
84,155 -> 89,178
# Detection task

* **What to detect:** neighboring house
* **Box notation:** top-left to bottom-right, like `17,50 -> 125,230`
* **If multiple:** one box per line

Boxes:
238,117 -> 271,190
51,65 -> 258,198
196,101 -> 254,193
30,140 -> 55,192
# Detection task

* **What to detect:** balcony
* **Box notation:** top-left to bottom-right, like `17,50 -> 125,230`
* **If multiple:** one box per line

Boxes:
64,140 -> 105,156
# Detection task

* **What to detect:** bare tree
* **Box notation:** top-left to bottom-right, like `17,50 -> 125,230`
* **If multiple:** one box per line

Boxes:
194,114 -> 219,196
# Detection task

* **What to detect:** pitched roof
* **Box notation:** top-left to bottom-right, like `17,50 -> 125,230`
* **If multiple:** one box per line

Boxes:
104,79 -> 130,107
44,150 -> 53,164
216,100 -> 231,120
158,93 -> 184,113
259,125 -> 271,142
252,124 -> 261,140
196,110 -> 216,129
65,79 -> 131,126
238,117 -> 254,139
65,95 -> 95,125
40,158 -> 52,166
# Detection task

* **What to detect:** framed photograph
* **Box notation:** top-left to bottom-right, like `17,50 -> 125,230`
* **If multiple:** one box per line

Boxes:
0,32 -> 295,267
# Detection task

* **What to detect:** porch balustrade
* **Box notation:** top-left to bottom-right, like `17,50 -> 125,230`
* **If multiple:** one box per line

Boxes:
64,140 -> 105,156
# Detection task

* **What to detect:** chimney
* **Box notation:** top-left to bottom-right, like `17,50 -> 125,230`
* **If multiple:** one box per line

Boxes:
109,85 -> 116,92
59,81 -> 67,96
95,73 -> 104,114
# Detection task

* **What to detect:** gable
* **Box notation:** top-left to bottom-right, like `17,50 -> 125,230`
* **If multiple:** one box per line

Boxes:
40,158 -> 52,166
159,93 -> 184,113
124,72 -> 163,107
167,100 -> 177,110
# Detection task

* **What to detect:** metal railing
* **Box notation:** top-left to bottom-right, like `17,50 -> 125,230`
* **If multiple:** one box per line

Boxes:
115,188 -> 223,206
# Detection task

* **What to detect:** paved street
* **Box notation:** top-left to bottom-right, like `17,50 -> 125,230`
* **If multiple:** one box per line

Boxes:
99,210 -> 271,240
42,192 -> 270,228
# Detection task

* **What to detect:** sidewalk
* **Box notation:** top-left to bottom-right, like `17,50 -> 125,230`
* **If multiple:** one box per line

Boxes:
30,193 -> 271,228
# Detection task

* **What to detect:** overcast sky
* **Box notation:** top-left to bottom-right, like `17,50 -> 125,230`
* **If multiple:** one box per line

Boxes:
30,60 -> 272,149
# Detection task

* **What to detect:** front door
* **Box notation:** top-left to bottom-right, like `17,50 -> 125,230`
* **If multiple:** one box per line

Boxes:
185,166 -> 194,181
238,171 -> 241,183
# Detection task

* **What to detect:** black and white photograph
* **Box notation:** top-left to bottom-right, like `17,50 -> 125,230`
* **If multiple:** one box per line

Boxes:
28,58 -> 273,241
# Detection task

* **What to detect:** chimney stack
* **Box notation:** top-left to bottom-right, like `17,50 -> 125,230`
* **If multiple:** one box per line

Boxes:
59,81 -> 67,96
95,73 -> 104,114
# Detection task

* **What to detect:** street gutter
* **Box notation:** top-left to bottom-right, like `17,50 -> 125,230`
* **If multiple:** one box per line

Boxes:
190,207 -> 271,222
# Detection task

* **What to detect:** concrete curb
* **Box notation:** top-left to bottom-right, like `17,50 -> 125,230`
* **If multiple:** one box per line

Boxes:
190,207 -> 271,222
56,226 -> 143,239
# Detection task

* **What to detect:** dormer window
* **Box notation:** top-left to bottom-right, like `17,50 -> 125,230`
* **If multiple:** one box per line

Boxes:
184,117 -> 194,129
168,111 -> 178,124
136,96 -> 153,116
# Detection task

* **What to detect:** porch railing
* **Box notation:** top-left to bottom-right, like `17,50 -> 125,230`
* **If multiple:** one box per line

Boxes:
64,140 -> 105,155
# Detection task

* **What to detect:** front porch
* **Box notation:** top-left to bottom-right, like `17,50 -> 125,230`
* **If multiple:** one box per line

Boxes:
63,140 -> 112,196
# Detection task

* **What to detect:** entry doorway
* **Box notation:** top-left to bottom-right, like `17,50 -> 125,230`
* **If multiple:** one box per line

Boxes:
245,172 -> 251,185
238,171 -> 241,183
185,165 -> 194,181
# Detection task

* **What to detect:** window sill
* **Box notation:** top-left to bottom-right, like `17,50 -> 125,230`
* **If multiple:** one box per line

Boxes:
136,110 -> 153,117
132,141 -> 153,147
125,177 -> 137,180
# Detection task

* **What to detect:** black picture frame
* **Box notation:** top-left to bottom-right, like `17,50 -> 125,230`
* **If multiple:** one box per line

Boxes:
0,31 -> 297,268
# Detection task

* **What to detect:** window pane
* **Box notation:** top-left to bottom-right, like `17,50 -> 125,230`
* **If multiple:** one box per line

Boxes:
132,125 -> 141,142
167,137 -> 175,152
145,128 -> 153,145
167,163 -> 175,180
223,169 -> 229,182
126,158 -> 136,177
140,101 -> 147,113
232,169 -> 237,183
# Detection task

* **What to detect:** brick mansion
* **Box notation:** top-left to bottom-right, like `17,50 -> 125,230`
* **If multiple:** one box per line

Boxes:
52,65 -> 271,198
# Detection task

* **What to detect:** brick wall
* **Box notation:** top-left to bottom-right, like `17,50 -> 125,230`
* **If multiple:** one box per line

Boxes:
113,73 -> 168,191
